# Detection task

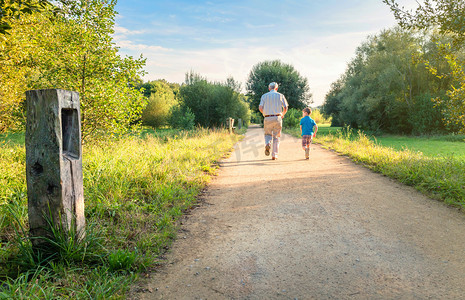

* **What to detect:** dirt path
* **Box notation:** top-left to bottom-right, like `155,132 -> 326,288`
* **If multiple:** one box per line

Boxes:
134,125 -> 465,299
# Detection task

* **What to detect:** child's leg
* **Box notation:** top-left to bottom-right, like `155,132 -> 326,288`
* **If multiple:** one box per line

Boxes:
302,136 -> 311,159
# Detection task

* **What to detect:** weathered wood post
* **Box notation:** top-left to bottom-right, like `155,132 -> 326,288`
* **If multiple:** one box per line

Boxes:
238,118 -> 242,130
228,117 -> 235,134
25,89 -> 85,247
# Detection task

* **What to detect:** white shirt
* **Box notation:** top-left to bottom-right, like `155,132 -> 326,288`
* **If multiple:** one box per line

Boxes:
259,90 -> 288,116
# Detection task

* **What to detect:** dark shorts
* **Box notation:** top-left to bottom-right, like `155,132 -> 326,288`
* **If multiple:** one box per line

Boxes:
302,135 -> 313,147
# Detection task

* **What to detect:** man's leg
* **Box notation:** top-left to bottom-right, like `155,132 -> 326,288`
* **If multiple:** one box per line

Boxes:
264,135 -> 272,156
272,133 -> 280,158
263,118 -> 273,156
271,117 -> 282,159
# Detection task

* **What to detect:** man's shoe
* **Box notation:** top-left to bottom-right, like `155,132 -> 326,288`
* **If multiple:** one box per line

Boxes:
265,144 -> 270,156
272,156 -> 277,160
305,148 -> 310,159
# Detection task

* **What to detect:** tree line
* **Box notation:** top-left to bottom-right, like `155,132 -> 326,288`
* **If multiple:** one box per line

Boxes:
137,60 -> 313,130
137,74 -> 251,130
323,0 -> 465,135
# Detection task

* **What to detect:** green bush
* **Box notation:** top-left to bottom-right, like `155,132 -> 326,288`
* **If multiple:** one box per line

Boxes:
179,72 -> 251,128
168,105 -> 196,130
407,93 -> 447,135
140,81 -> 179,128
283,108 -> 301,128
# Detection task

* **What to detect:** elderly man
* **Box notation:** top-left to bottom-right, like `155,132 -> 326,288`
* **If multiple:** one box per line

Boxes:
259,82 -> 288,160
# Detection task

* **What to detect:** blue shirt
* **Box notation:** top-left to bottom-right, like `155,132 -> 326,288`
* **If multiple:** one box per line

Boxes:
300,116 -> 316,136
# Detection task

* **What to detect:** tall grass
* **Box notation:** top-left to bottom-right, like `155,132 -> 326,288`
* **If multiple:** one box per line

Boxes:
0,128 -> 240,298
286,126 -> 465,207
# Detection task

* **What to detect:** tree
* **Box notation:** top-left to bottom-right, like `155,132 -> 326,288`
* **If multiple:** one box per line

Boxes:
0,0 -> 53,34
322,76 -> 345,127
383,0 -> 465,44
384,0 -> 465,132
322,28 -> 448,134
0,0 -> 147,137
246,60 -> 312,113
139,80 -> 179,128
178,71 -> 250,128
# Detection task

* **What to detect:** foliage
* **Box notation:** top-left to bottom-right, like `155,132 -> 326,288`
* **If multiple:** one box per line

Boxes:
384,0 -> 465,133
168,105 -> 195,130
140,80 -> 179,128
0,128 -> 240,297
383,0 -> 465,43
427,44 -> 465,133
0,0 -> 53,34
246,60 -> 312,113
0,0 -> 147,138
322,77 -> 345,126
178,71 -> 251,128
322,28 -> 452,135
137,79 -> 180,99
250,111 -> 263,125
310,108 -> 331,124
283,108 -> 329,129
283,108 -> 301,129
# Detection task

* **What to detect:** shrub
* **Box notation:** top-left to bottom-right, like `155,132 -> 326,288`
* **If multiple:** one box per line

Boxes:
179,72 -> 251,128
168,105 -> 196,130
283,108 -> 301,128
140,81 -> 179,128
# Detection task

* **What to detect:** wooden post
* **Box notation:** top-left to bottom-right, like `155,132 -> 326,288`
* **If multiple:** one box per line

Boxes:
228,117 -> 235,134
238,118 -> 242,130
26,89 -> 85,247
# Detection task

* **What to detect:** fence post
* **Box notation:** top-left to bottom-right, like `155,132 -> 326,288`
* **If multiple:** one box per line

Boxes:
25,89 -> 85,248
228,117 -> 235,134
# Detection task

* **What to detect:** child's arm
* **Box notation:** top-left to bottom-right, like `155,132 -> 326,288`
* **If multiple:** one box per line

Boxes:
313,124 -> 318,137
300,125 -> 303,135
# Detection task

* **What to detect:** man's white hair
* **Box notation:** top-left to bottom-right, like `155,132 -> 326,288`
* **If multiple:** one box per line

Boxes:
268,82 -> 278,89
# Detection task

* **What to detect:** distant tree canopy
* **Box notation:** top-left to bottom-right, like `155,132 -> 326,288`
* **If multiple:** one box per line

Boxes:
246,60 -> 312,113
383,0 -> 465,133
322,28 -> 454,134
178,72 -> 250,128
0,0 -> 146,138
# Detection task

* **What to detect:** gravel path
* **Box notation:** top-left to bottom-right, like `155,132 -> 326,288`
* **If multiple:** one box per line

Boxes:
134,125 -> 465,299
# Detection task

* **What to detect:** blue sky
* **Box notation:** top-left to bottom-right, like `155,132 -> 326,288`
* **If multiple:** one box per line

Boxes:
114,0 -> 417,106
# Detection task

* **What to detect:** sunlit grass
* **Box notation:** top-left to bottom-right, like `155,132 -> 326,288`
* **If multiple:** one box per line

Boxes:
285,126 -> 465,207
0,128 -> 241,297
374,135 -> 465,159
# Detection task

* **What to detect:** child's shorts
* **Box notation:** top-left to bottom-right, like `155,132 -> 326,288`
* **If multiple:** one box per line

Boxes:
302,135 -> 313,148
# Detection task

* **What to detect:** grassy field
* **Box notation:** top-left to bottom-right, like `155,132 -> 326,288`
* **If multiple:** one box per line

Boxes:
0,128 -> 242,298
285,125 -> 465,207
289,124 -> 465,159
375,135 -> 465,159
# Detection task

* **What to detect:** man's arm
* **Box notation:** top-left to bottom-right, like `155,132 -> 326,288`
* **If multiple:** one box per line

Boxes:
259,105 -> 264,115
282,106 -> 288,117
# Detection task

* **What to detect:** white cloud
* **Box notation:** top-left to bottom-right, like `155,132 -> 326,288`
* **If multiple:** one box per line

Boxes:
114,26 -> 146,36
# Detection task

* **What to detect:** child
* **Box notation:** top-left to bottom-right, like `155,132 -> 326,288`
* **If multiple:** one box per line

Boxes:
300,107 -> 318,159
